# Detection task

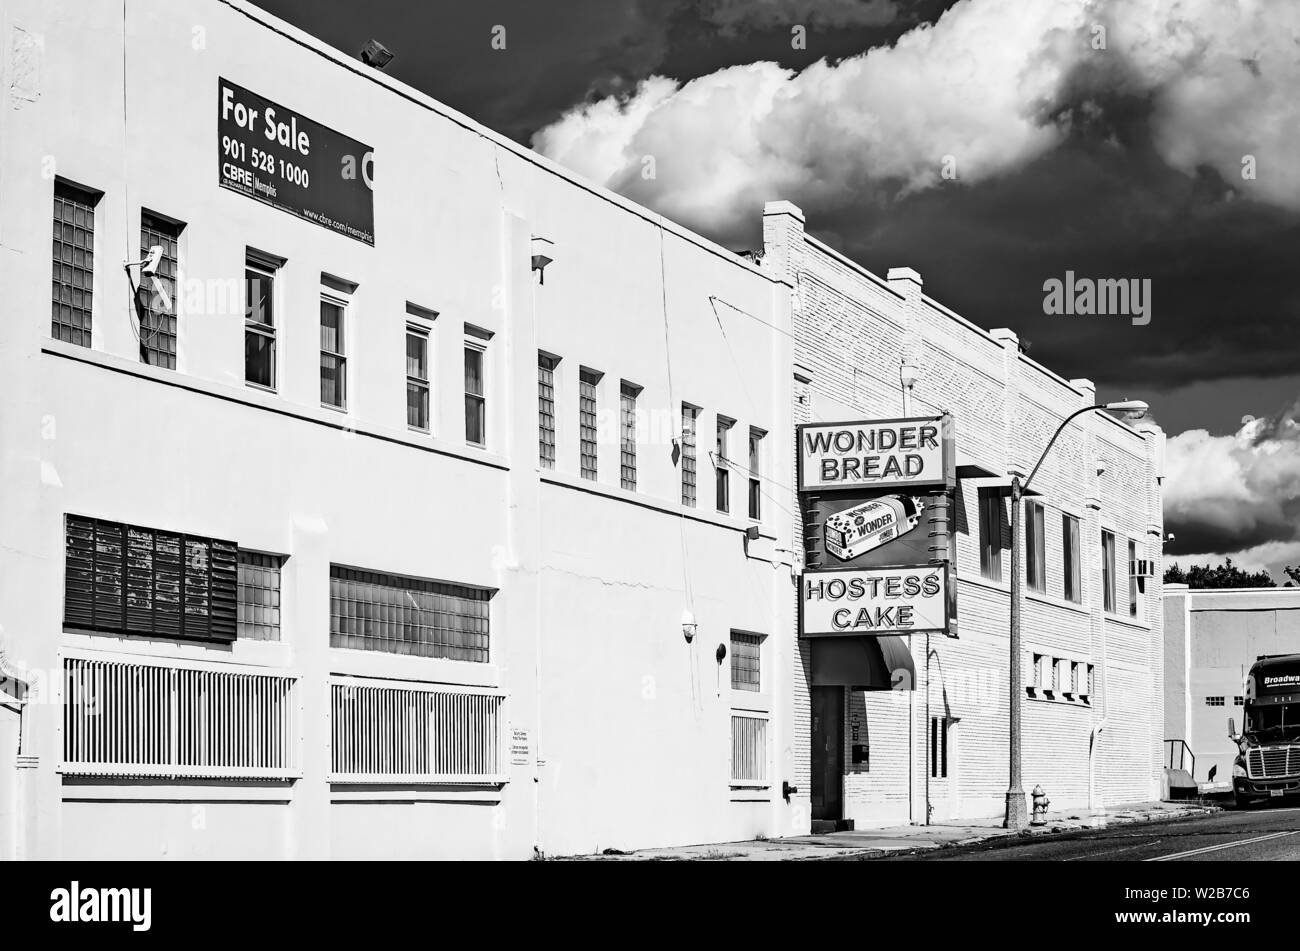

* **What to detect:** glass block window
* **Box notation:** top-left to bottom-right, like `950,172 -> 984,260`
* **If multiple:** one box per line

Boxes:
730,631 -> 761,691
245,256 -> 277,389
1205,696 -> 1225,707
620,382 -> 639,490
579,368 -> 600,480
138,212 -> 181,369
237,551 -> 282,641
748,427 -> 764,520
464,345 -> 486,446
716,416 -> 733,513
329,566 -> 492,663
538,353 -> 558,468
406,325 -> 430,431
52,180 -> 99,347
681,404 -> 699,507
320,297 -> 347,409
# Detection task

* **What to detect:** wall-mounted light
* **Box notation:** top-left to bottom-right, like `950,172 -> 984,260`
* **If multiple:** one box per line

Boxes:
680,609 -> 697,643
531,236 -> 555,284
715,643 -> 727,664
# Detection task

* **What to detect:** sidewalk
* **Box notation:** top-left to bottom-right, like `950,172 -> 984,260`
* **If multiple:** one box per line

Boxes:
571,801 -> 1221,861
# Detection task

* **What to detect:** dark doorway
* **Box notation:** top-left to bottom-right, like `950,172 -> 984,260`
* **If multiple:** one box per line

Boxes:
811,685 -> 844,821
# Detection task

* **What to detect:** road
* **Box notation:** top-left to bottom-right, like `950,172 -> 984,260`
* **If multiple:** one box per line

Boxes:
884,803 -> 1300,861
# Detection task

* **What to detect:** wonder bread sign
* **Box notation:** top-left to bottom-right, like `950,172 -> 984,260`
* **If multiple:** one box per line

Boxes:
798,415 -> 954,493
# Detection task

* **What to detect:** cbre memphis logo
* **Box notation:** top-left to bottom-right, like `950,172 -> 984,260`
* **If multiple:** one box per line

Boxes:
50,882 -> 151,932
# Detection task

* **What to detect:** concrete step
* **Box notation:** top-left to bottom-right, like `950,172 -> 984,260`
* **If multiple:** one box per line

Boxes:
811,819 -> 856,834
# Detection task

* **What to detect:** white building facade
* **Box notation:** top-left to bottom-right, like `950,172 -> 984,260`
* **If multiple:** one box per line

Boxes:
0,0 -> 799,859
1164,586 -> 1300,788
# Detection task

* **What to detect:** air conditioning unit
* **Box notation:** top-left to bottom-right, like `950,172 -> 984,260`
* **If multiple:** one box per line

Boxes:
1130,559 -> 1155,578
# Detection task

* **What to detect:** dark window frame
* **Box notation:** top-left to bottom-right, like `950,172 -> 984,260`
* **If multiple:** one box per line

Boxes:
329,565 -> 494,663
978,489 -> 1004,582
620,381 -> 640,491
538,353 -> 558,468
1062,512 -> 1081,603
1025,500 -> 1046,594
64,514 -> 238,643
51,179 -> 102,348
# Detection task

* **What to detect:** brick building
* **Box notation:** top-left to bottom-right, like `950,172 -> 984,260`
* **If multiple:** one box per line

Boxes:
762,201 -> 1167,826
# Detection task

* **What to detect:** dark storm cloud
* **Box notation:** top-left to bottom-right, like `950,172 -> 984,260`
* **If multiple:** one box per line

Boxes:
252,0 -> 1299,436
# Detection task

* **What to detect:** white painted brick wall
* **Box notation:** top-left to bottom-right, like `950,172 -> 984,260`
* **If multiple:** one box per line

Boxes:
764,202 -> 1165,822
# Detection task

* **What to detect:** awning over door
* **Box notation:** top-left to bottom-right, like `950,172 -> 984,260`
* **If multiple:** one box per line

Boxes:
810,635 -> 916,691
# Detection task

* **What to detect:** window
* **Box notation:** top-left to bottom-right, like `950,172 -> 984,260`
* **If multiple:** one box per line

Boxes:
730,631 -> 761,691
1234,696 -> 1245,706
730,715 -> 768,784
63,654 -> 298,779
329,566 -> 492,663
406,325 -> 430,431
1025,501 -> 1046,594
716,416 -> 734,513
330,679 -> 505,783
1205,696 -> 1225,707
64,515 -> 237,643
1102,530 -> 1117,613
929,717 -> 950,779
244,252 -> 278,389
138,211 -> 181,369
620,382 -> 639,490
320,297 -> 347,409
1128,538 -> 1139,618
978,489 -> 1004,582
464,344 -> 486,446
579,368 -> 600,480
237,551 -> 282,641
1062,513 -> 1081,603
538,353 -> 558,468
51,180 -> 100,347
748,428 -> 765,520
681,404 -> 699,506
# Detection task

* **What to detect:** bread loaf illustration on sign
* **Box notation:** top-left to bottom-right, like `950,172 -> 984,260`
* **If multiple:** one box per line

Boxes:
824,495 -> 924,561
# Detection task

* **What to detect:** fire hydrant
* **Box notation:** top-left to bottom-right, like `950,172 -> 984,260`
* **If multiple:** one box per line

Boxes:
1030,785 -> 1051,826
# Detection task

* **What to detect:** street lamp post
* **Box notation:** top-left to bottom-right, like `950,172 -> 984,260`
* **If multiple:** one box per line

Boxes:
1004,399 -> 1148,830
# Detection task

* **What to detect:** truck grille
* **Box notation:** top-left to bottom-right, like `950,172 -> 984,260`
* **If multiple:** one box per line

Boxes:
1247,746 -> 1300,779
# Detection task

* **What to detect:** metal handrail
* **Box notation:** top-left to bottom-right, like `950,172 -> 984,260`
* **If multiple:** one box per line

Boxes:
1164,738 -> 1196,779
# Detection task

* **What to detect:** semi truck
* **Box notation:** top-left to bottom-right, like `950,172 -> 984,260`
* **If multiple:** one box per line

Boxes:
1230,654 -> 1300,808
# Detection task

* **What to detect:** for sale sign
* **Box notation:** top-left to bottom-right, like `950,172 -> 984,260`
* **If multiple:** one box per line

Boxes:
800,565 -> 952,638
798,415 -> 953,492
218,79 -> 375,245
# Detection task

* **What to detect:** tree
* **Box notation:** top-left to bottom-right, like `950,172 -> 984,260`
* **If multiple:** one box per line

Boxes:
1283,565 -> 1300,587
1163,558 -> 1275,589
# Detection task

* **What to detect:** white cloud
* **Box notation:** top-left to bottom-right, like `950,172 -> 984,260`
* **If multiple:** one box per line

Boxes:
1165,404 -> 1300,555
532,0 -> 1300,236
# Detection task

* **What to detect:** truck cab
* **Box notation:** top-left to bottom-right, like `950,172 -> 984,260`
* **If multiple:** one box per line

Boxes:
1231,654 -> 1300,807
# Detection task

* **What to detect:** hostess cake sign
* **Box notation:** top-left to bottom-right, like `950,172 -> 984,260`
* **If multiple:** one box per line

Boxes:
798,415 -> 953,492
801,565 -> 952,638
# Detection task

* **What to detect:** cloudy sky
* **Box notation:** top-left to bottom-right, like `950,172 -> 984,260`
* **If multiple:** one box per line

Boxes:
257,0 -> 1300,578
